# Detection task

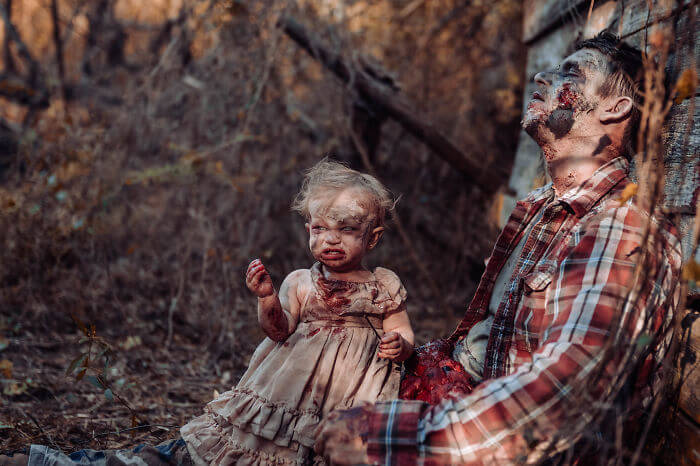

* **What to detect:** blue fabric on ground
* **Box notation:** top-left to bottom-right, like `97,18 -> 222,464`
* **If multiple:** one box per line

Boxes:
28,438 -> 191,465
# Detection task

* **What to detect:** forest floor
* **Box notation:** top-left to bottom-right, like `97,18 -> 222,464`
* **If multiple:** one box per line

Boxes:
0,294 -> 454,454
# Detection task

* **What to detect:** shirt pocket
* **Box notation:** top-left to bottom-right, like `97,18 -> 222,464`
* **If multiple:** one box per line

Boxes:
514,270 -> 553,353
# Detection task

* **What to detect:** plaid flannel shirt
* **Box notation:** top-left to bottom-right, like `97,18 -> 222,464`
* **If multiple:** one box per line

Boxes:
366,157 -> 682,465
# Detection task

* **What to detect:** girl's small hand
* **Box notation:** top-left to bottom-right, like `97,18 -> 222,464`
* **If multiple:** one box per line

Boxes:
246,259 -> 275,298
377,331 -> 413,361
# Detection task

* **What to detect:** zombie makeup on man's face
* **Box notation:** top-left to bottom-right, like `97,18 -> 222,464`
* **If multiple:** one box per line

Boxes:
522,49 -> 607,142
306,188 -> 377,273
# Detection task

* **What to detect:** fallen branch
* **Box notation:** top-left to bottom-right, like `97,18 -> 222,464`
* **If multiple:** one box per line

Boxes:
92,424 -> 180,438
279,16 -> 507,195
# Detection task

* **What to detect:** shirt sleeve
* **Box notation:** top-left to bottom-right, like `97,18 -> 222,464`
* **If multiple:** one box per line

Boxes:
374,267 -> 408,315
366,205 -> 680,465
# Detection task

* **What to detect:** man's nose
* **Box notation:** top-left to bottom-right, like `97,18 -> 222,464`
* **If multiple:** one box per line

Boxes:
534,71 -> 551,86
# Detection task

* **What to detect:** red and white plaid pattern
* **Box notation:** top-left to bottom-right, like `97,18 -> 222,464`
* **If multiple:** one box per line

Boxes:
366,157 -> 682,465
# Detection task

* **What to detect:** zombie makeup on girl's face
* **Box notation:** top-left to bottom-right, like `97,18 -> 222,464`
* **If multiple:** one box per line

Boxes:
523,49 -> 606,140
306,188 -> 377,273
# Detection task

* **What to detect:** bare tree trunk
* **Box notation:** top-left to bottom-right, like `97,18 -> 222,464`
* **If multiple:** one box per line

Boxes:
50,0 -> 66,102
3,0 -> 13,72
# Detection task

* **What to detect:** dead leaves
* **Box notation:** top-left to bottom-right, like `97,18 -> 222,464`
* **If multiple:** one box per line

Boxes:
0,359 -> 12,378
674,68 -> 698,105
682,259 -> 700,286
0,359 -> 32,396
617,182 -> 638,205
119,336 -> 142,351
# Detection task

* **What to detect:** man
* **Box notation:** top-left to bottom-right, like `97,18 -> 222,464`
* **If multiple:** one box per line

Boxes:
315,32 -> 682,464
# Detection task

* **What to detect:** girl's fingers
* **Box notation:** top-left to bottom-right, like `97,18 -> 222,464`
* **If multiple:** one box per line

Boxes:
246,268 -> 263,282
247,259 -> 261,271
246,260 -> 265,275
248,264 -> 265,275
248,267 -> 267,282
378,348 -> 400,358
381,333 -> 399,343
379,341 -> 400,350
246,269 -> 269,292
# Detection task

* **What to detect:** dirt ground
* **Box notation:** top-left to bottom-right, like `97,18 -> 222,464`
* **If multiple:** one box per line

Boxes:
0,291 -> 458,455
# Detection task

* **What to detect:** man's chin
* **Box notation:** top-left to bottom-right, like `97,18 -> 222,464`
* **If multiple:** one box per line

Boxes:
522,118 -> 549,144
522,118 -> 539,136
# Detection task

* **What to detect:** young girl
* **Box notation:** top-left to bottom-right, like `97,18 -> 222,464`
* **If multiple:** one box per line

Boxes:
180,159 -> 414,465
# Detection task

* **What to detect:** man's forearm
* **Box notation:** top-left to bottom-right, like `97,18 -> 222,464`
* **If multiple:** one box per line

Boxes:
257,294 -> 290,341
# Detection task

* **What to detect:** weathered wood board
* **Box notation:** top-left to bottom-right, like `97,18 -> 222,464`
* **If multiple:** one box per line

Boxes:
523,0 -> 589,43
523,0 -> 692,42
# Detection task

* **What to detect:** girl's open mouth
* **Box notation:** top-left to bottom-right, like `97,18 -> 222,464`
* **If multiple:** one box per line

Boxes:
321,249 -> 345,260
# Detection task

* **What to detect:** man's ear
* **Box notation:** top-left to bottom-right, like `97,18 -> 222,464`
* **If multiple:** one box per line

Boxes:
600,96 -> 633,123
305,223 -> 310,233
367,226 -> 385,250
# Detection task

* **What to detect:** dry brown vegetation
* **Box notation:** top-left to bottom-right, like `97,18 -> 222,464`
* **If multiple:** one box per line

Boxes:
0,0 -> 524,453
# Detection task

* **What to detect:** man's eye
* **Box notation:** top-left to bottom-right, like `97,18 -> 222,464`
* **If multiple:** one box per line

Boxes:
312,226 -> 326,231
341,227 -> 356,232
562,66 -> 579,77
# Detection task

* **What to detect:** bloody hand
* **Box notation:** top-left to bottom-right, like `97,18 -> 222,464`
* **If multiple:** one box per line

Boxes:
314,405 -> 372,464
378,331 -> 412,361
245,259 -> 275,298
399,339 -> 474,405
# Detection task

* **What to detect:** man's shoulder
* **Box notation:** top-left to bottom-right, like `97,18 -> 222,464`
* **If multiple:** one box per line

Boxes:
575,196 -> 681,265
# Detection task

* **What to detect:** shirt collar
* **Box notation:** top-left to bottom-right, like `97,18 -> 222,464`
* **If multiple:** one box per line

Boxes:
556,156 -> 629,218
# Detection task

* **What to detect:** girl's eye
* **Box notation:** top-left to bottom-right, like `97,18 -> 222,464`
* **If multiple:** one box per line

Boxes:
341,227 -> 355,232
312,226 -> 326,231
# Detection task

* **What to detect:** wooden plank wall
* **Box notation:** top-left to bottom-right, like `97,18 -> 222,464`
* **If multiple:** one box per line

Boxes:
504,1 -> 699,463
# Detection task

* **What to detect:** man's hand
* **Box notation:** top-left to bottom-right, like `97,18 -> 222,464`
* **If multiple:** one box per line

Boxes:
246,259 -> 275,298
315,405 -> 372,465
378,331 -> 413,361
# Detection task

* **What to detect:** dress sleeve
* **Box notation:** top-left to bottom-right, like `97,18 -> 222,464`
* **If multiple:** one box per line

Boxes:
373,267 -> 408,315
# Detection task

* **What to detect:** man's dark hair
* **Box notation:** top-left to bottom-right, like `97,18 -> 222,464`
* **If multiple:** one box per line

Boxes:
574,31 -> 644,158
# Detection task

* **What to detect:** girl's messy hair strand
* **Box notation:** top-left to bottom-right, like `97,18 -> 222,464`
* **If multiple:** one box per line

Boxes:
291,158 -> 395,227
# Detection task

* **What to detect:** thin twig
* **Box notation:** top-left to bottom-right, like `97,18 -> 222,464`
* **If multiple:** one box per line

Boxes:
20,409 -> 63,454
92,424 -> 181,438
167,260 -> 187,349
363,315 -> 381,341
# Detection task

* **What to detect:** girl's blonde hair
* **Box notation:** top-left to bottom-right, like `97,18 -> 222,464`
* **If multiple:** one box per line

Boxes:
291,158 -> 394,227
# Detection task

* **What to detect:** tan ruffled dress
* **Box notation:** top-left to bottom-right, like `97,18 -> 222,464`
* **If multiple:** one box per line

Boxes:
181,262 -> 406,465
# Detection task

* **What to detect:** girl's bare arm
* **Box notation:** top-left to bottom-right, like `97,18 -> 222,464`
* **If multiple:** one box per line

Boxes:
378,306 -> 414,361
246,259 -> 304,342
